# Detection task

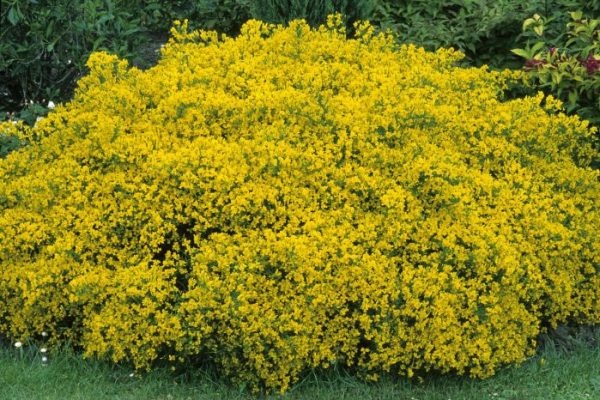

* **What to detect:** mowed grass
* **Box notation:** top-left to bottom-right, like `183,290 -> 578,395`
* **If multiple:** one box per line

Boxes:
1,327 -> 599,400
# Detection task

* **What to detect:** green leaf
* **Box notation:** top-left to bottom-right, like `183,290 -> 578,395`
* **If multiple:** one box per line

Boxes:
93,37 -> 105,51
568,91 -> 578,106
552,72 -> 563,85
511,48 -> 530,58
523,18 -> 536,31
531,41 -> 546,54
570,11 -> 583,21
7,7 -> 20,25
97,14 -> 114,26
45,21 -> 55,38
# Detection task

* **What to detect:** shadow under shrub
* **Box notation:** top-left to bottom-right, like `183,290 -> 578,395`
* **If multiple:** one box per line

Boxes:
0,16 -> 598,394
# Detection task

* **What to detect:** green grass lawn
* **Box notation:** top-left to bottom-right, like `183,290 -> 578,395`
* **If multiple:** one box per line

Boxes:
1,327 -> 599,400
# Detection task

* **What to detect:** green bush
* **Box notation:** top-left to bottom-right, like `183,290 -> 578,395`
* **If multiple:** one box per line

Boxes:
372,0 -> 600,68
250,0 -> 375,32
0,0 -> 154,112
194,0 -> 253,36
512,10 -> 600,168
192,0 -> 376,37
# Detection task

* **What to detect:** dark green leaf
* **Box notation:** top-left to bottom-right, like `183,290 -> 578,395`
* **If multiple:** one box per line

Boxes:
7,7 -> 21,25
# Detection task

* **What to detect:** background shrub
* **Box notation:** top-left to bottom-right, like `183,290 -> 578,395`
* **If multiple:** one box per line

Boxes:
249,0 -> 375,33
0,0 -> 153,113
192,0 -> 375,36
512,11 -> 600,131
0,0 -> 372,118
194,0 -> 253,36
0,18 -> 598,393
372,0 -> 600,68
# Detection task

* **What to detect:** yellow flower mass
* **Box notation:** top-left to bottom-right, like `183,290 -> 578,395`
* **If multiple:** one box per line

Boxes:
0,16 -> 598,393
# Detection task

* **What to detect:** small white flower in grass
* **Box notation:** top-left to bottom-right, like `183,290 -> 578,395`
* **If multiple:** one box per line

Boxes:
40,348 -> 47,353
129,373 -> 135,377
42,356 -> 48,362
47,101 -> 55,109
14,341 -> 22,348
41,331 -> 48,337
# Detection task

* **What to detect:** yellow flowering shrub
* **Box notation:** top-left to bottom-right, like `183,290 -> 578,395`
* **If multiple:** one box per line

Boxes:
0,16 -> 599,393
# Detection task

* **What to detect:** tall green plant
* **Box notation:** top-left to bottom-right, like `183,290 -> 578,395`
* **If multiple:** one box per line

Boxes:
195,0 -> 253,36
249,0 -> 375,32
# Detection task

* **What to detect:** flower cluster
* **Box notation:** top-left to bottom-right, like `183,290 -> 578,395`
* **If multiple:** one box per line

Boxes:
0,16 -> 598,393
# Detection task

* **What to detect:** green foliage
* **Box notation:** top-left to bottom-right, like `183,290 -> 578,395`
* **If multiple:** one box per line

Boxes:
0,0 -> 375,114
372,0 -> 600,68
0,0 -> 158,113
249,0 -> 375,32
195,0 -> 253,36
140,0 -> 379,41
512,11 -> 600,127
0,134 -> 22,159
192,0 -> 375,37
132,0 -> 206,31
